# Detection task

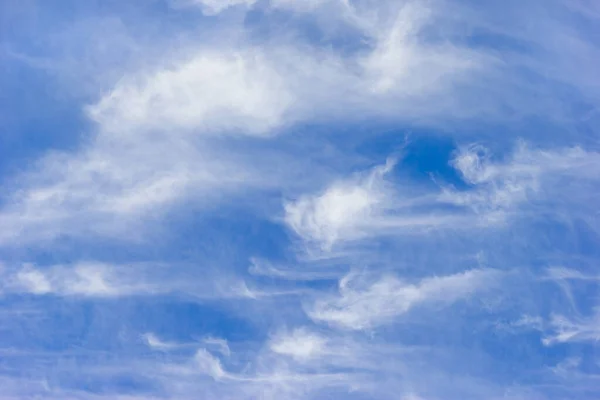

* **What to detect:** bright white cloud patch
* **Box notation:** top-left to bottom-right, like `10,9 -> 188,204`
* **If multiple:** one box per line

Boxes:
270,328 -> 328,361
88,51 -> 292,136
284,159 -> 397,250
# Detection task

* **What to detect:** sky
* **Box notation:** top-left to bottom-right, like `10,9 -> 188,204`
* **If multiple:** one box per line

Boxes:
0,0 -> 599,399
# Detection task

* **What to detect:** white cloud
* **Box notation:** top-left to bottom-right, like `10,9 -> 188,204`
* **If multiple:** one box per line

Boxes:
0,55 -> 292,246
3,261 -> 294,301
440,142 -> 600,224
308,269 -> 501,330
248,257 -> 343,281
6,0 -> 593,249
0,136 -> 254,245
88,51 -> 292,136
10,263 -> 133,297
362,2 -> 482,95
283,141 -> 600,254
284,159 -> 395,250
15,266 -> 52,295
203,337 -> 231,357
513,315 -> 544,331
143,333 -> 180,351
538,265 -> 600,346
542,311 -> 600,345
195,349 -> 227,380
544,267 -> 600,281
270,328 -> 328,361
170,0 -> 257,15
143,333 -> 231,357
439,146 -> 538,224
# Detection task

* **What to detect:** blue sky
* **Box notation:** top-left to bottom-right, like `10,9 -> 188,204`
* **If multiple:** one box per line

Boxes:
1,0 -> 599,399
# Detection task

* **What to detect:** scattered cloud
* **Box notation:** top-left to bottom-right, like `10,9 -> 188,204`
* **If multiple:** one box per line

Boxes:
203,337 -> 232,357
440,142 -> 600,223
362,2 -> 483,96
284,159 -> 396,250
544,267 -> 600,282
87,51 -> 293,136
3,262 -> 267,300
195,349 -> 227,380
143,333 -> 181,351
543,311 -> 600,345
269,328 -> 328,362
9,263 -> 128,297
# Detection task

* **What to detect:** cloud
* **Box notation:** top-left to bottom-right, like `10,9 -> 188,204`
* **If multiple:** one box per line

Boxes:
284,159 -> 396,250
4,262 -> 263,300
10,263 -> 137,297
0,135 -> 255,245
144,333 -> 231,356
169,0 -> 257,15
535,263 -> 600,346
14,266 -> 53,295
87,51 -> 293,136
439,144 -> 539,222
496,314 -> 544,334
195,349 -> 227,380
203,337 -> 232,357
361,2 -> 483,96
151,341 -> 362,400
542,311 -> 600,345
5,0 -> 597,249
269,328 -> 328,362
284,141 -> 600,256
143,333 -> 181,351
0,49 -> 304,246
440,142 -> 600,224
248,257 -> 343,281
308,269 -> 501,330
0,47 -> 294,247
544,267 -> 600,281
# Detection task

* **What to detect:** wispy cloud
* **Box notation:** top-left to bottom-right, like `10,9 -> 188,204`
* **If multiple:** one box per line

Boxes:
440,142 -> 600,223
308,269 -> 502,330
269,328 -> 328,362
542,311 -> 600,345
10,263 -> 136,297
87,51 -> 293,136
284,159 -> 397,250
3,261 -> 266,300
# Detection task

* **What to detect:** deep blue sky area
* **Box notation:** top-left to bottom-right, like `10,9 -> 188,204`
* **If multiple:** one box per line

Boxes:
0,1 -> 599,399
